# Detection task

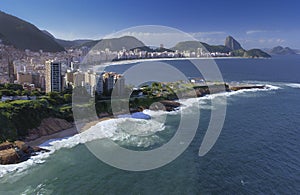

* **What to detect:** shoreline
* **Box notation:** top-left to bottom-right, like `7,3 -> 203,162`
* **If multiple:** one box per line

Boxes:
25,83 -> 267,148
92,56 -> 263,69
26,126 -> 78,147
1,83 -> 273,165
26,117 -> 114,147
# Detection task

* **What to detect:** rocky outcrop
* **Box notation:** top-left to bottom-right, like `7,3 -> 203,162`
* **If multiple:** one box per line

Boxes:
150,100 -> 181,112
0,141 -> 48,164
225,36 -> 243,51
230,85 -> 266,91
26,118 -> 73,141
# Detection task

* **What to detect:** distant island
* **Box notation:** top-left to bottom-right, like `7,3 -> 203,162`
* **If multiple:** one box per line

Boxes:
265,46 -> 298,55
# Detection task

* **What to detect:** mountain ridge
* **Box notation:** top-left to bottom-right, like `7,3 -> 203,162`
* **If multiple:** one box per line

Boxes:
171,36 -> 271,58
0,11 -> 65,52
268,46 -> 297,55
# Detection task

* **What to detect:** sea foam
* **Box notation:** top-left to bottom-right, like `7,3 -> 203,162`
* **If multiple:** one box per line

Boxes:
285,83 -> 300,89
0,83 -> 281,178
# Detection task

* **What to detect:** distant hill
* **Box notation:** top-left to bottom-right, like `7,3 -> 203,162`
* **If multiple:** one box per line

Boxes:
0,11 -> 65,52
130,46 -> 154,52
269,46 -> 297,55
75,40 -> 100,49
244,49 -> 271,58
56,39 -> 95,49
91,36 -> 145,51
171,36 -> 270,58
41,30 -> 95,49
171,41 -> 231,53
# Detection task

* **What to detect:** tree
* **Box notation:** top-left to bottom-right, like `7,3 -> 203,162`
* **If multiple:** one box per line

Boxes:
4,83 -> 23,91
21,90 -> 31,96
0,89 -> 16,97
63,94 -> 72,103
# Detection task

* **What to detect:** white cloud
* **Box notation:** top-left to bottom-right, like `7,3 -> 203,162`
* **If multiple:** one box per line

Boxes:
246,30 -> 268,35
276,38 -> 285,43
190,31 -> 226,37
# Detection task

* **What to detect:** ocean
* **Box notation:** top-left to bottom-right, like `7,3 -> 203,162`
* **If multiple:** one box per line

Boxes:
0,56 -> 299,194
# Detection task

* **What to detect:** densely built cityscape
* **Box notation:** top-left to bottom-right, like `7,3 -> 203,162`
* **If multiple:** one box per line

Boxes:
0,40 -> 232,100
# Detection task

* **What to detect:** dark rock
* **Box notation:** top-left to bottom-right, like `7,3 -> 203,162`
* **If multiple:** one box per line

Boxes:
0,142 -> 14,150
0,141 -> 49,164
159,100 -> 181,111
0,148 -> 19,164
225,36 -> 243,51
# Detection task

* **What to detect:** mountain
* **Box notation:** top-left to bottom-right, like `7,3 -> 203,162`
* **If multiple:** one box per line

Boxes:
0,11 -> 65,52
41,32 -> 145,51
130,46 -> 154,52
91,36 -> 145,51
269,46 -> 297,55
225,36 -> 243,51
42,30 -> 55,39
56,39 -> 95,48
171,41 -> 231,53
74,40 -> 100,49
170,36 -> 270,58
41,30 -> 95,49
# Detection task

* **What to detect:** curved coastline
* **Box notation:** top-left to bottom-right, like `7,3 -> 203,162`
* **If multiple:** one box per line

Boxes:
94,56 -> 258,68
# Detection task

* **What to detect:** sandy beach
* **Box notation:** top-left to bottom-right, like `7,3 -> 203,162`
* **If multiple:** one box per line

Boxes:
26,126 -> 78,147
26,117 -> 114,147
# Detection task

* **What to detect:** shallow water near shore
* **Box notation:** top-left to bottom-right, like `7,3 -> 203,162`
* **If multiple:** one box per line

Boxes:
1,56 -> 300,194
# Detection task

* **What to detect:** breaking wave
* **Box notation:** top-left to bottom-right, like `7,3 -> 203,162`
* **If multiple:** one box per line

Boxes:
285,83 -> 300,89
0,82 -> 281,178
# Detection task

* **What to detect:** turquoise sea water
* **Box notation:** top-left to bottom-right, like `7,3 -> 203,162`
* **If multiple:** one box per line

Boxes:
0,56 -> 299,194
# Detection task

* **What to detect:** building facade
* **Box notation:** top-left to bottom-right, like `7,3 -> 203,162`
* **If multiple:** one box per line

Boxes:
45,60 -> 62,93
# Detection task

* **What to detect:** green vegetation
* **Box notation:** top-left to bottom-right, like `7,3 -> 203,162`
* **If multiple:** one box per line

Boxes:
243,49 -> 271,58
231,49 -> 246,57
0,11 -> 65,52
0,85 -> 73,143
0,81 -> 229,143
0,83 -> 43,98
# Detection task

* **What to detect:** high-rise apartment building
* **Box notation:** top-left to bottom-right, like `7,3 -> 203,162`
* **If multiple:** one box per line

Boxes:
45,60 -> 62,93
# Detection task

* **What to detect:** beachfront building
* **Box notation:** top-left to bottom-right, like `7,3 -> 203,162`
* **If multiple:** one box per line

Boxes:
66,70 -> 123,96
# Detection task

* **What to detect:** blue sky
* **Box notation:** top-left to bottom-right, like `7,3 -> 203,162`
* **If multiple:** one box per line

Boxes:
0,0 -> 299,49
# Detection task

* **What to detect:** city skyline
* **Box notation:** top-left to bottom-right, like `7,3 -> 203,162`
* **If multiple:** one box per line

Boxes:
0,0 -> 300,49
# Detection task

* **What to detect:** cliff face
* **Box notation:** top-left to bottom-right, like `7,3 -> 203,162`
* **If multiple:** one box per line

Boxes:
225,36 -> 243,51
26,118 -> 73,141
0,118 -> 72,164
